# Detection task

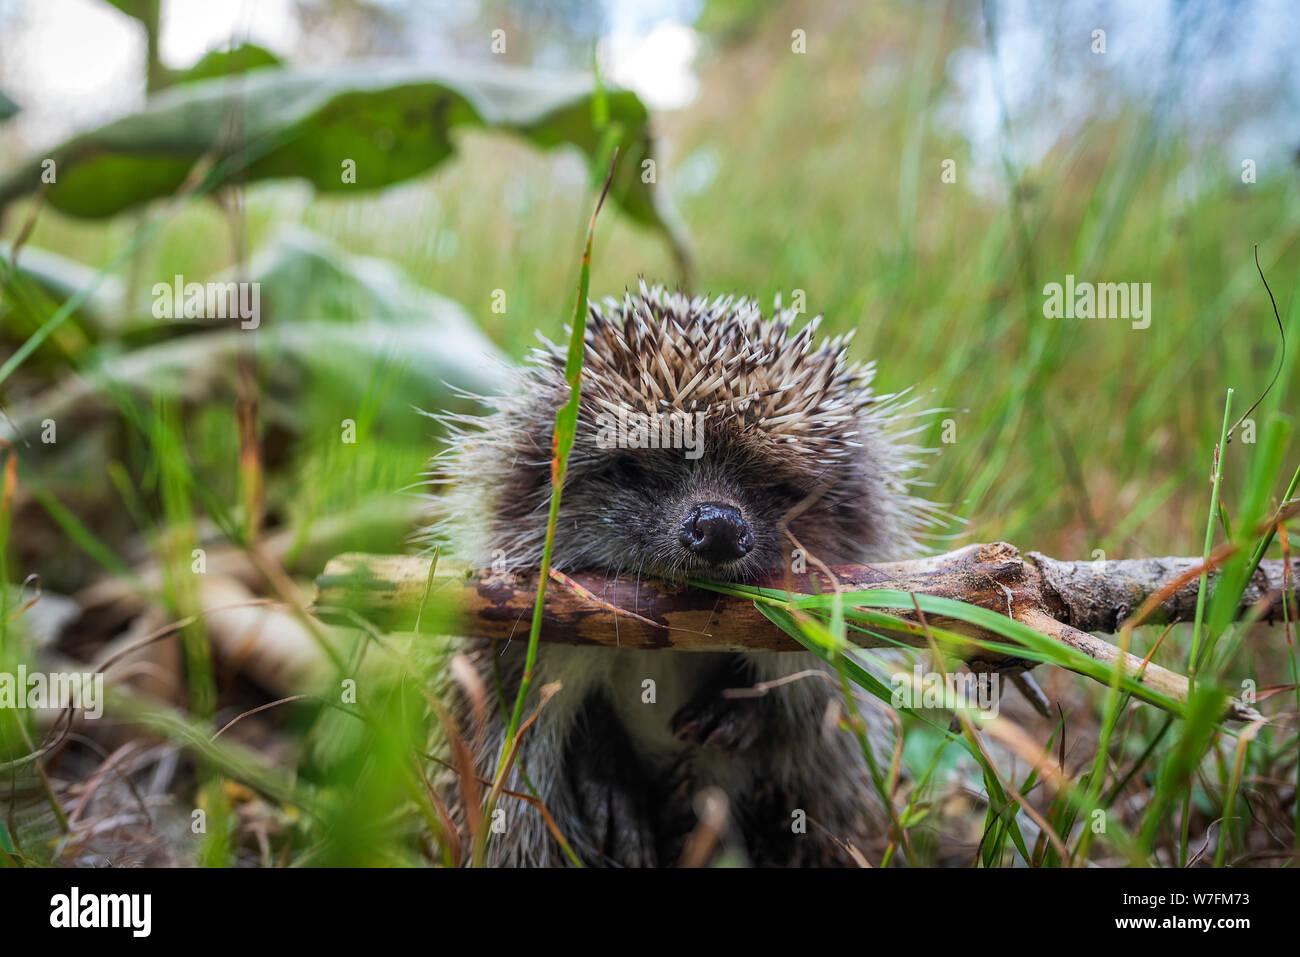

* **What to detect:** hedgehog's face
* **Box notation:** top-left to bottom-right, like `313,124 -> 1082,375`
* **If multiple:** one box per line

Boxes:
546,419 -> 872,582
463,286 -> 924,579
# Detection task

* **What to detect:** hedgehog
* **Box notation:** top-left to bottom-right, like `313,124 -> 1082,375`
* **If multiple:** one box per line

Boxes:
428,282 -> 936,867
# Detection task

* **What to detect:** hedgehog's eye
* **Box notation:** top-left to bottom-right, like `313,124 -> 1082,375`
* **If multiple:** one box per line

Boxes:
608,455 -> 645,484
771,481 -> 807,503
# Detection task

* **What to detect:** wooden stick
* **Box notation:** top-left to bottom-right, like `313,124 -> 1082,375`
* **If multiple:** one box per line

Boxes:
314,543 -> 1295,720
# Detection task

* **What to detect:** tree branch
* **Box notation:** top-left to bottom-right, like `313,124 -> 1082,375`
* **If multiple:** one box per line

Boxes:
314,543 -> 1296,721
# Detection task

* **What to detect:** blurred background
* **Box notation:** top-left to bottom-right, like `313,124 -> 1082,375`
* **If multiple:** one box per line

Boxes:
3,0 -> 1297,562
0,0 -> 1297,867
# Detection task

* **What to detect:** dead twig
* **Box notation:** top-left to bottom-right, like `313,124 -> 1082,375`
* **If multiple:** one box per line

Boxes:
314,543 -> 1298,722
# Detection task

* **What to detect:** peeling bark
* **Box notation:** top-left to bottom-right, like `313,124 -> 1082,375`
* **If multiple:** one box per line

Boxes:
314,543 -> 1295,721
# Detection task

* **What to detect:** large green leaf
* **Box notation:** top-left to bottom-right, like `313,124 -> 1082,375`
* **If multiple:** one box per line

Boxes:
0,90 -> 18,122
0,63 -> 688,258
3,227 -> 504,438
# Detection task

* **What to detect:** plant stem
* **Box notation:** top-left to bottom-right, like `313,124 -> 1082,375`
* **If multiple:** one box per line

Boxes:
1180,387 -> 1233,867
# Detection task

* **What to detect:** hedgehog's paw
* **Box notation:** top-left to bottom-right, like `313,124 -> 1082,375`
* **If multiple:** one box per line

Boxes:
571,773 -> 658,868
564,695 -> 659,867
671,685 -> 767,751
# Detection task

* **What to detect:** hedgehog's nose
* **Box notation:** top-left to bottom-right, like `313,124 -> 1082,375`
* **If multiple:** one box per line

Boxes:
679,502 -> 754,563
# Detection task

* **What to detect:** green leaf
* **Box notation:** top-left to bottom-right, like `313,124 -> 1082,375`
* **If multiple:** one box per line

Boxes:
101,0 -> 153,21
705,580 -> 1188,716
2,228 -> 504,439
0,63 -> 689,261
755,602 -> 895,704
172,43 -> 283,87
